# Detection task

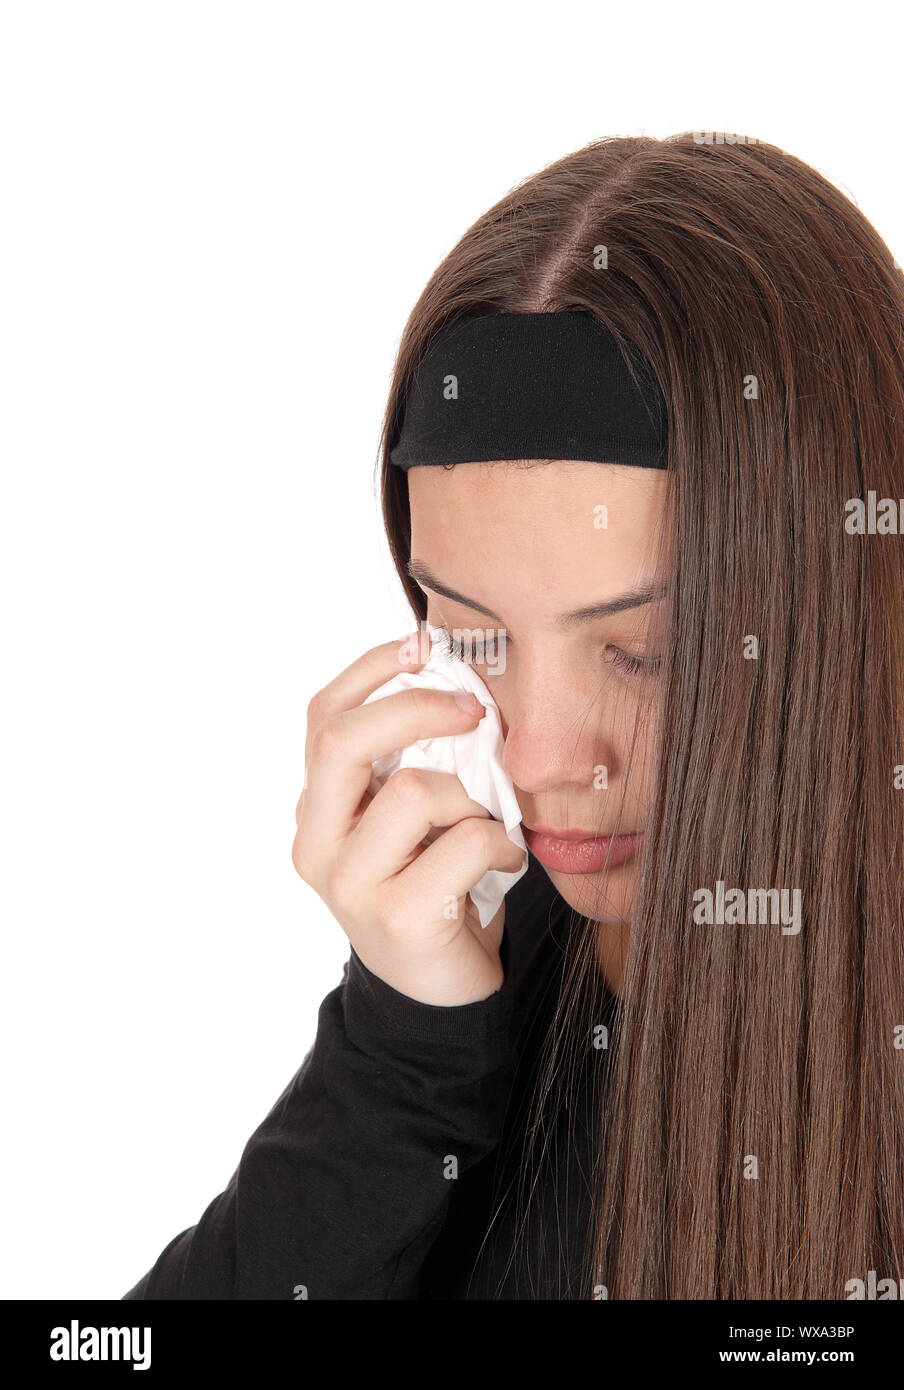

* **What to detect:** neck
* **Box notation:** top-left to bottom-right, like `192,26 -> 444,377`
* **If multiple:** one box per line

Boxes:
593,919 -> 630,998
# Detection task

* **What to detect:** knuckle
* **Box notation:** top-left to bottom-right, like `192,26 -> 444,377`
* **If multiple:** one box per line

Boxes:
407,684 -> 445,718
372,884 -> 408,939
456,815 -> 493,858
323,864 -> 365,924
385,766 -> 429,806
309,712 -> 347,762
305,689 -> 326,727
322,865 -> 343,907
291,832 -> 314,883
378,904 -> 410,943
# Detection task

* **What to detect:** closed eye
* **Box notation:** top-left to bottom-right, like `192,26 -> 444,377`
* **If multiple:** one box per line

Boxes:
431,625 -> 502,664
432,623 -> 660,680
607,647 -> 662,679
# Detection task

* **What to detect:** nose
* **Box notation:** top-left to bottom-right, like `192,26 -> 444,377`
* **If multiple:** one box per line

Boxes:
495,670 -> 620,796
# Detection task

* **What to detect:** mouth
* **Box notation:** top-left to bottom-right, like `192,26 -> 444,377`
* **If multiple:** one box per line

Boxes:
521,824 -> 644,875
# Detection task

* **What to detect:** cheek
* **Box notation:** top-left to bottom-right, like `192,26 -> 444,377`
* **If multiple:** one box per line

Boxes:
628,721 -> 660,808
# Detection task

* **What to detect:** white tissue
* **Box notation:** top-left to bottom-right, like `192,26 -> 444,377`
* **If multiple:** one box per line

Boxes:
361,624 -> 528,928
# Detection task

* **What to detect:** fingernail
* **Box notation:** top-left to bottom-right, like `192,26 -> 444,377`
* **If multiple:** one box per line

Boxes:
455,691 -> 482,715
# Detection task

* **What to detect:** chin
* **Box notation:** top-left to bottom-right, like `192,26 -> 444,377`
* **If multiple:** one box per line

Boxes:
544,864 -> 634,925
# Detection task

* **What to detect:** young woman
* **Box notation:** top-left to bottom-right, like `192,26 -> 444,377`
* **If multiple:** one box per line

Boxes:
122,131 -> 904,1300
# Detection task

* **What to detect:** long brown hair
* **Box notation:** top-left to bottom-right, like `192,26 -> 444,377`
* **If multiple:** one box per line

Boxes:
376,133 -> 904,1298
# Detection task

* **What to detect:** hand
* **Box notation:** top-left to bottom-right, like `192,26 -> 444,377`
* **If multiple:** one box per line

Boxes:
292,632 -> 525,1004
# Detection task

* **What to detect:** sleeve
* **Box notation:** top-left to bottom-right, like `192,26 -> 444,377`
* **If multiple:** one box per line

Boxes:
120,945 -> 518,1300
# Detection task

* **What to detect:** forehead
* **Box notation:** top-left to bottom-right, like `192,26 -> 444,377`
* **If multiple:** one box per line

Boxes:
408,460 -> 669,606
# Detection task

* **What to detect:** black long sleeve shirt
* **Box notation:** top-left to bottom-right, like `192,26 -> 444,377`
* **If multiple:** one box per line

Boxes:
121,852 -> 616,1300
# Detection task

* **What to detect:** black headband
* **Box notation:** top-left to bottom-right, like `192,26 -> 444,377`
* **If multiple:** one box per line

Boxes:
388,311 -> 668,471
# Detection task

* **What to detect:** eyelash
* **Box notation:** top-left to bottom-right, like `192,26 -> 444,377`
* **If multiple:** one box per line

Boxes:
431,624 -> 662,678
608,648 -> 662,679
431,626 -> 492,664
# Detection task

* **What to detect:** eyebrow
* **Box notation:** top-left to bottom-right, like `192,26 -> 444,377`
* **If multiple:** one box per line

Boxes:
407,559 -> 667,628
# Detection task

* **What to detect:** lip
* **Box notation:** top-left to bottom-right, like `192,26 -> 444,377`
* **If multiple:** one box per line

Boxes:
522,825 -> 644,875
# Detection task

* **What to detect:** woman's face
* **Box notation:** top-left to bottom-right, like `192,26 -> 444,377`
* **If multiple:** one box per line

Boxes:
407,460 -> 669,981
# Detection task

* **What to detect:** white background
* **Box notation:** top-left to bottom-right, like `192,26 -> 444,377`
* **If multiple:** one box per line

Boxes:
2,1 -> 901,1298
